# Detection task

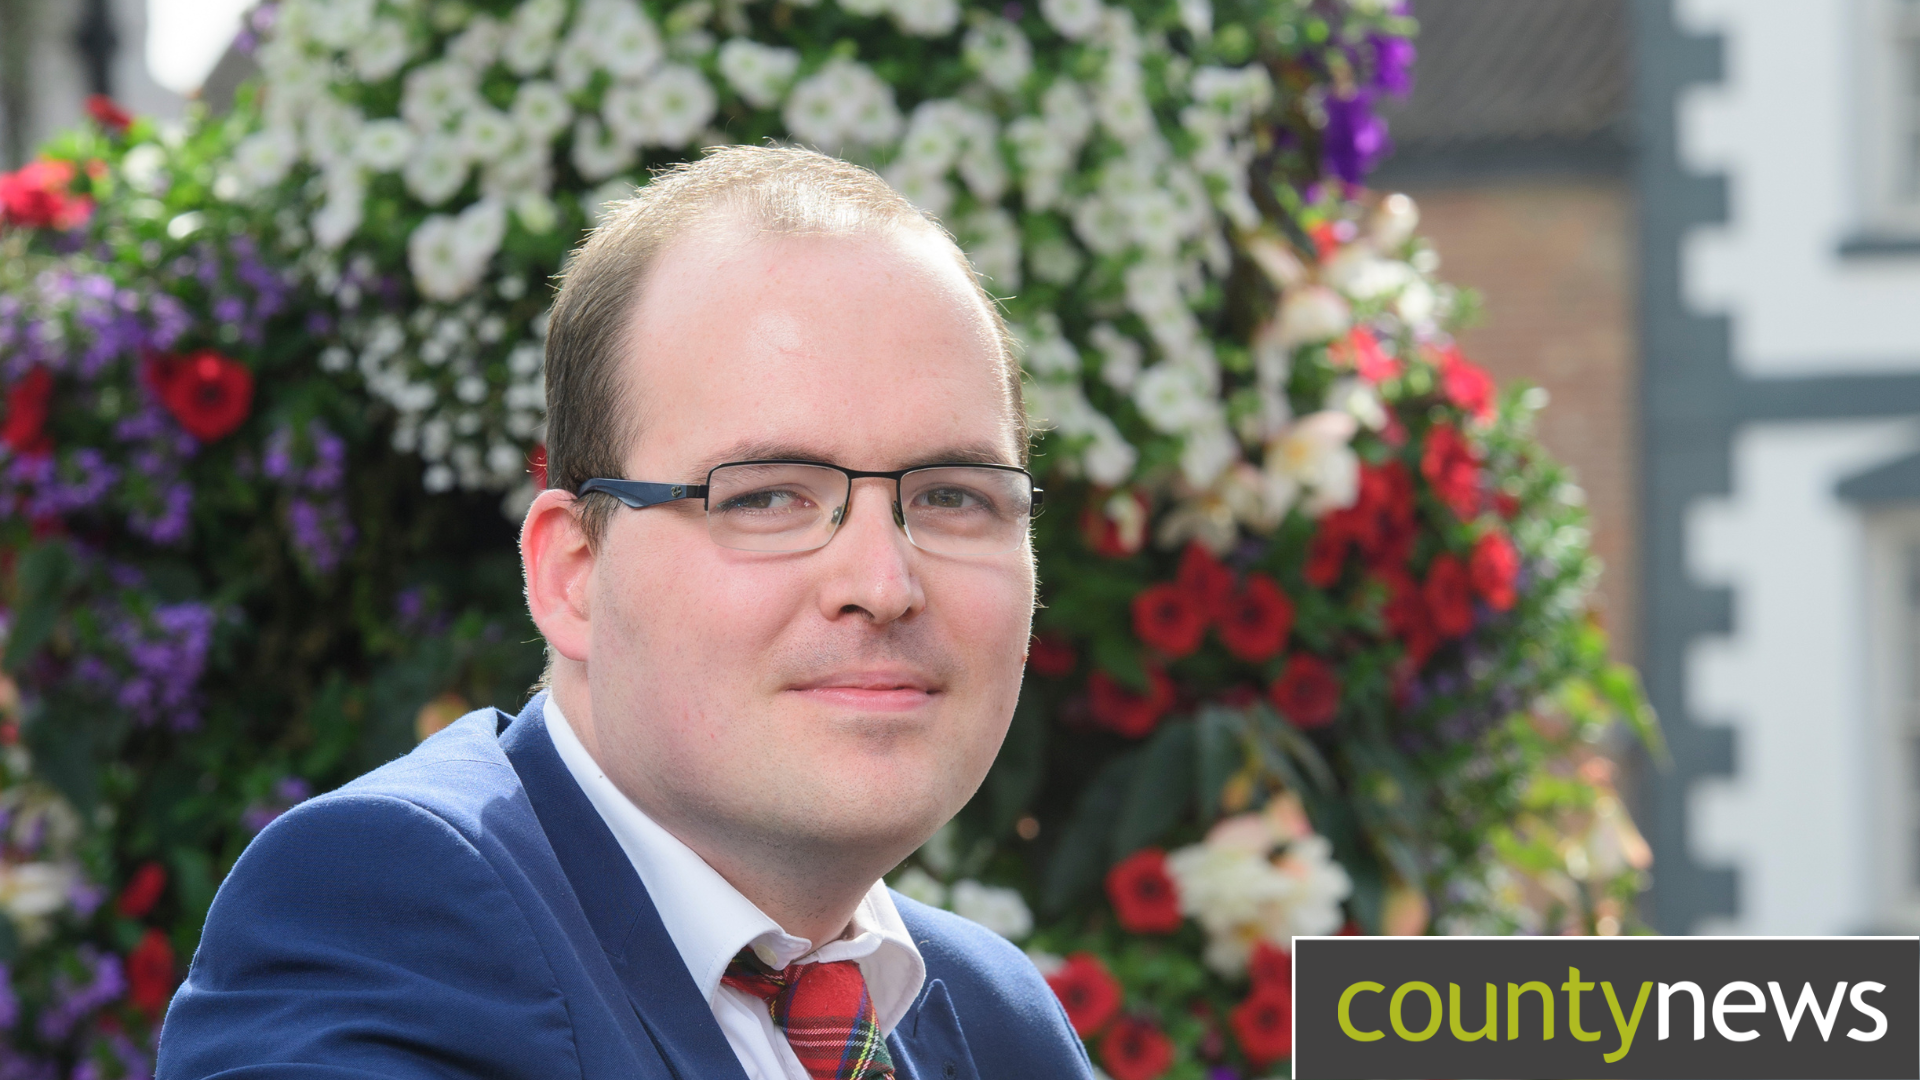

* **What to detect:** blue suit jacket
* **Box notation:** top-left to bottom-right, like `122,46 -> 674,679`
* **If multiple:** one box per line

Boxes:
157,695 -> 1093,1079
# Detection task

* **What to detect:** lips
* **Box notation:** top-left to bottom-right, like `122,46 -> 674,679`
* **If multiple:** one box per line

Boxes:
787,670 -> 940,712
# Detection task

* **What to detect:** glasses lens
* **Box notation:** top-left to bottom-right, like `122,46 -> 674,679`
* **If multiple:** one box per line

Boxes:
899,467 -> 1033,555
705,463 -> 846,552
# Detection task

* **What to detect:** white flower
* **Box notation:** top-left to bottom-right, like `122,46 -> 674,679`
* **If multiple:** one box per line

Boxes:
1125,190 -> 1183,255
1071,197 -> 1131,256
635,64 -> 719,147
884,163 -> 954,218
1090,323 -> 1143,390
783,60 -> 900,148
1041,78 -> 1095,145
312,167 -> 365,249
1395,279 -> 1436,324
306,0 -> 374,48
449,14 -> 506,68
893,866 -> 949,908
1041,0 -> 1105,39
1020,315 -> 1079,378
409,198 -> 507,302
1190,64 -> 1273,129
1274,284 -> 1351,347
1029,238 -> 1083,286
899,101 -> 968,170
304,97 -> 364,162
1326,376 -> 1387,431
553,36 -> 602,92
1166,804 -> 1353,977
1370,192 -> 1420,249
718,39 -> 801,109
459,106 -> 518,161
581,176 -> 637,225
893,0 -> 962,36
483,139 -> 552,199
838,0 -> 891,15
232,127 -> 299,190
950,880 -> 1034,941
571,117 -> 637,182
401,62 -> 480,131
1324,247 -> 1414,301
1180,421 -> 1238,487
403,134 -> 470,206
504,0 -> 566,73
1083,424 -> 1138,486
964,18 -> 1032,91
1025,949 -> 1066,977
588,0 -> 665,79
1133,362 -> 1216,434
354,119 -> 414,172
512,81 -> 574,143
0,861 -> 76,922
351,17 -> 414,81
1177,0 -> 1211,37
959,208 -> 1021,291
1266,411 -> 1360,514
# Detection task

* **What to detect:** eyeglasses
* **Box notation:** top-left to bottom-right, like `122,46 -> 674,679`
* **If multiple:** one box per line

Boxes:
576,460 -> 1044,556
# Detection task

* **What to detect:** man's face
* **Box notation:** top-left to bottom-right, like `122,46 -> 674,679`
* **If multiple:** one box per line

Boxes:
578,224 -> 1033,872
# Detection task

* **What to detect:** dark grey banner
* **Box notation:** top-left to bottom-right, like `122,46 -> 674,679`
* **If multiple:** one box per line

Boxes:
1292,936 -> 1918,1079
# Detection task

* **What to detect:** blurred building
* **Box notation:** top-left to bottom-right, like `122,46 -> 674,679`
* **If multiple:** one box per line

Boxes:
1390,0 -> 1920,937
0,0 -> 179,168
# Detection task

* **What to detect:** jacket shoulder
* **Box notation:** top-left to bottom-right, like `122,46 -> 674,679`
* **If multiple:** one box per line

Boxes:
891,892 -> 1093,1077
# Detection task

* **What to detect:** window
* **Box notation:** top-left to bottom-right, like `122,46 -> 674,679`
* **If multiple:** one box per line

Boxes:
1859,0 -> 1920,236
1865,509 -> 1920,930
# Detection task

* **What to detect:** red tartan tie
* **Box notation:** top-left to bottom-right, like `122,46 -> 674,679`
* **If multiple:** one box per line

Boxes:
723,949 -> 896,1080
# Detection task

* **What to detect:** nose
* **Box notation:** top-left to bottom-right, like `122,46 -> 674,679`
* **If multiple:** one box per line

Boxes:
814,477 -> 923,625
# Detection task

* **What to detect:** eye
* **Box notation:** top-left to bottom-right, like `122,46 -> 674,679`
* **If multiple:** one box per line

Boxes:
913,485 -> 994,512
717,487 -> 815,513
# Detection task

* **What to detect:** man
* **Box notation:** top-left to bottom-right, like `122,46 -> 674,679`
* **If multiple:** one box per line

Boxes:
156,147 -> 1092,1080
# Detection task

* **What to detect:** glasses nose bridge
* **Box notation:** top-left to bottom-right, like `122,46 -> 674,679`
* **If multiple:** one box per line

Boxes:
832,471 -> 907,538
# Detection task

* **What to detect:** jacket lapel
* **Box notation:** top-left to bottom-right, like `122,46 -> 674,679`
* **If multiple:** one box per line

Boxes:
500,694 -> 751,1080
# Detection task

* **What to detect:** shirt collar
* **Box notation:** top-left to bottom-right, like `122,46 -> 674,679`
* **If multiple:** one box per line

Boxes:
542,695 -> 927,1034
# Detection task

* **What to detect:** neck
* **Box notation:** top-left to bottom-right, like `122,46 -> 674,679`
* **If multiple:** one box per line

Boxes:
549,673 -> 892,948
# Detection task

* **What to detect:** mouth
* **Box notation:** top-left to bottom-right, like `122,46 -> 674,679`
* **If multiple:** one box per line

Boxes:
786,670 -> 940,712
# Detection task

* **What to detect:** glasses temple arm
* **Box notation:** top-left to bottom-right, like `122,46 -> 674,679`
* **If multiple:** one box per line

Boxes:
576,479 -> 709,509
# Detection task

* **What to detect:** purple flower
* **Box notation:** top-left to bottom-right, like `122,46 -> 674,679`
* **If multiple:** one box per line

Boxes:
68,881 -> 106,920
36,948 -> 125,1042
1323,91 -> 1393,184
240,804 -> 281,834
274,776 -> 312,804
211,295 -> 246,327
0,965 -> 17,1030
1369,35 -> 1416,96
109,601 -> 216,730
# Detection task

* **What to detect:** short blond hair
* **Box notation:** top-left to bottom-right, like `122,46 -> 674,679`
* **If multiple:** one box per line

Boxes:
543,144 -> 1026,548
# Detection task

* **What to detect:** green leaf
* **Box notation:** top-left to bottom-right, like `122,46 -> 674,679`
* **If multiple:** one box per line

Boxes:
169,844 -> 218,929
1089,634 -> 1147,692
1041,751 -> 1139,916
0,911 -> 18,963
1254,705 -> 1336,793
1598,662 -> 1667,764
1109,720 -> 1196,859
1193,706 -> 1244,818
5,542 -> 75,671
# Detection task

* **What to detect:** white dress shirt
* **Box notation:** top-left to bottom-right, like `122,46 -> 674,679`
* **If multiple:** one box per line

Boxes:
544,696 -> 927,1080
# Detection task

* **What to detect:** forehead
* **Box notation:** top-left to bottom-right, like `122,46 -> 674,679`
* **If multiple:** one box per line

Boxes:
620,225 -> 1018,473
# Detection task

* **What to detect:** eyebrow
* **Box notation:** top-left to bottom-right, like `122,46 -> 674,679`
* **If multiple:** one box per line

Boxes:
686,440 -> 1018,476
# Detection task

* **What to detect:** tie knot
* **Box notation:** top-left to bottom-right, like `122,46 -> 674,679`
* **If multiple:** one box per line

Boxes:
721,948 -> 895,1080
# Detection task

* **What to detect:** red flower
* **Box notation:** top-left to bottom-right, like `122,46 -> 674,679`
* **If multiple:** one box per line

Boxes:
1046,953 -> 1123,1036
0,159 -> 93,230
1105,848 -> 1183,934
127,929 -> 176,1016
1332,327 -> 1401,383
1423,553 -> 1475,638
145,350 -> 254,442
1249,940 -> 1292,990
1469,530 -> 1519,612
1176,542 -> 1235,614
1493,491 -> 1521,520
1215,574 -> 1294,662
86,95 -> 133,134
1027,633 -> 1078,677
1231,983 -> 1294,1066
1088,668 -> 1176,739
1420,422 -> 1482,521
1436,346 -> 1496,421
1304,525 -> 1349,588
2,367 -> 55,457
528,443 -> 548,488
116,861 -> 168,920
1131,584 -> 1208,658
1269,655 -> 1341,729
1100,1016 -> 1175,1080
1379,569 -> 1439,666
1080,491 -> 1150,558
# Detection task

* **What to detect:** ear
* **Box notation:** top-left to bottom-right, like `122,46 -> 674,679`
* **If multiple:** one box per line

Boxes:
521,488 -> 595,663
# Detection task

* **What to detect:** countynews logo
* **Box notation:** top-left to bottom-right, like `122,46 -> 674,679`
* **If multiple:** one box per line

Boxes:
1291,936 -> 1918,1079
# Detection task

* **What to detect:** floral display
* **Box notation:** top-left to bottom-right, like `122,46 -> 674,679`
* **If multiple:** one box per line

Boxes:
0,0 -> 1658,1075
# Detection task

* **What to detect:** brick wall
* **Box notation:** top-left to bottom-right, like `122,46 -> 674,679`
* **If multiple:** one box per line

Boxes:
1399,179 -> 1640,660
